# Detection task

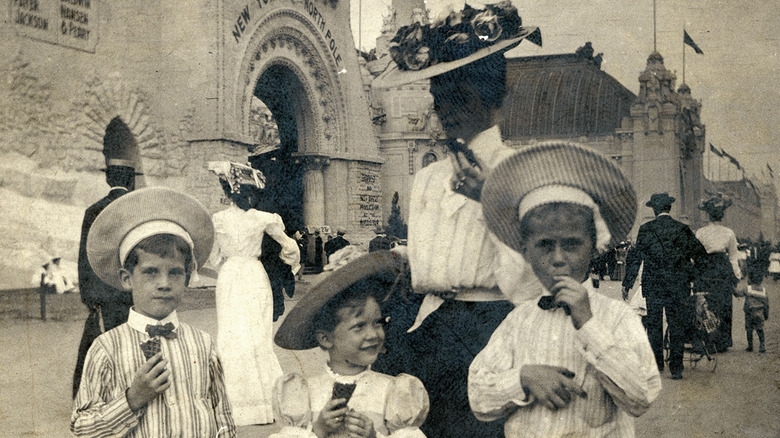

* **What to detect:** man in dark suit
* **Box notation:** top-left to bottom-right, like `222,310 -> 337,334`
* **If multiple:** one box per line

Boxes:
324,229 -> 350,261
72,159 -> 137,397
368,228 -> 391,252
622,193 -> 706,380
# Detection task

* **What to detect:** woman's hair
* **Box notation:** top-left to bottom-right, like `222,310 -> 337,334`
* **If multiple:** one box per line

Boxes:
123,233 -> 193,282
707,208 -> 724,222
312,279 -> 385,338
520,203 -> 597,248
220,180 -> 259,211
429,54 -> 508,110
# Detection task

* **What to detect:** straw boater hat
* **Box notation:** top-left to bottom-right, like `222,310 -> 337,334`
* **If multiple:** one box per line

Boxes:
373,2 -> 541,88
86,187 -> 214,290
698,192 -> 732,214
275,250 -> 405,350
481,141 -> 637,254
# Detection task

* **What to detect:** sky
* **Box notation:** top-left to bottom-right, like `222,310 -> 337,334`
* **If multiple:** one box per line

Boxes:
350,0 -> 780,188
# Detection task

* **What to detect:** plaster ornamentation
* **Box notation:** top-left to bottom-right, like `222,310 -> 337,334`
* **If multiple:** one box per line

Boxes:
238,9 -> 347,156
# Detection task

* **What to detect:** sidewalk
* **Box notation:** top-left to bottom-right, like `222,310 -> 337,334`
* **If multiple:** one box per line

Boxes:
2,277 -> 778,437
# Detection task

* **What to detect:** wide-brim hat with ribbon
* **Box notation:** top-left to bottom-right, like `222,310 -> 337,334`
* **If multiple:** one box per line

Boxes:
698,192 -> 732,213
645,192 -> 676,209
275,250 -> 405,350
373,2 -> 541,88
86,186 -> 214,290
481,141 -> 637,253
208,161 -> 266,192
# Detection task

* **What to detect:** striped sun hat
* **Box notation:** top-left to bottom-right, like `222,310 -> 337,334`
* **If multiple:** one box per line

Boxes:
481,141 -> 637,253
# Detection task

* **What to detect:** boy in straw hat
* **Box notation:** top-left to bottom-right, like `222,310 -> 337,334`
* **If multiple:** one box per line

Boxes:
274,251 -> 429,438
71,187 -> 236,438
470,142 -> 661,437
372,3 -> 541,436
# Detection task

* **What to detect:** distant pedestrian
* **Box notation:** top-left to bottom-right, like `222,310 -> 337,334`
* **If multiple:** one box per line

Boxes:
742,262 -> 769,353
694,193 -> 742,352
324,229 -> 350,262
623,193 -> 707,380
768,250 -> 780,281
368,228 -> 391,253
314,230 -> 324,272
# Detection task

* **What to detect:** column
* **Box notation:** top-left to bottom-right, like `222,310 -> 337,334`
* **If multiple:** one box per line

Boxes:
299,156 -> 329,228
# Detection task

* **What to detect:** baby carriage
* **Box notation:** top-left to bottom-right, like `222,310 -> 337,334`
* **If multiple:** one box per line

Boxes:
664,291 -> 719,372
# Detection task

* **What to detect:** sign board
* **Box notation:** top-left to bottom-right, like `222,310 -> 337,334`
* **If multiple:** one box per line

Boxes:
10,0 -> 98,53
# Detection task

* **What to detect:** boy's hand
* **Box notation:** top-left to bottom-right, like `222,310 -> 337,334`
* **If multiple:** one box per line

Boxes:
344,409 -> 376,438
552,276 -> 592,329
126,353 -> 170,411
521,365 -> 585,411
621,286 -> 630,301
312,398 -> 348,438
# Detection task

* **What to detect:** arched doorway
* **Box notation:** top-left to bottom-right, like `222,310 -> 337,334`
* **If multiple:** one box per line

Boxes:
248,64 -> 307,233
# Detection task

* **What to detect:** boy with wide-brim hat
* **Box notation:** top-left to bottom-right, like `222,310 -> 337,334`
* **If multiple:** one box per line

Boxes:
71,187 -> 236,437
470,141 -> 661,437
371,2 -> 541,436
274,251 -> 429,438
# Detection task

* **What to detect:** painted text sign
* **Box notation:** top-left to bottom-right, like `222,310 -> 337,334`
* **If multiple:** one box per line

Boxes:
10,0 -> 98,53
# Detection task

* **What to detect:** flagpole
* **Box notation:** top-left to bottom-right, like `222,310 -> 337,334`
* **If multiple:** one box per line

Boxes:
682,27 -> 686,84
653,0 -> 657,52
358,0 -> 362,52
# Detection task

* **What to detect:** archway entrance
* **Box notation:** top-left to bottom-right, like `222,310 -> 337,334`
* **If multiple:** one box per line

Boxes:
248,64 -> 307,233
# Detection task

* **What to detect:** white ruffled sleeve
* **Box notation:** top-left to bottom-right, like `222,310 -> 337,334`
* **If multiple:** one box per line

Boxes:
384,374 -> 429,436
273,373 -> 313,430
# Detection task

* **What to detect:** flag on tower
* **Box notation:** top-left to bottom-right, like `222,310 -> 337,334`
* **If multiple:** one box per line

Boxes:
709,143 -> 722,156
684,30 -> 704,54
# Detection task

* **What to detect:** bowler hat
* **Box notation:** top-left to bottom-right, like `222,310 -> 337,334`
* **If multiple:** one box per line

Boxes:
275,250 -> 405,350
373,2 -> 541,88
86,187 -> 214,290
645,193 -> 676,208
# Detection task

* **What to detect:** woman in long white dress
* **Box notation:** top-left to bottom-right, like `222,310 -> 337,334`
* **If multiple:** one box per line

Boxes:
210,162 -> 300,425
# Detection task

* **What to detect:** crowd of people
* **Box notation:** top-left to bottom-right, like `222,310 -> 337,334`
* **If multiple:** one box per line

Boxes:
65,3 -> 773,438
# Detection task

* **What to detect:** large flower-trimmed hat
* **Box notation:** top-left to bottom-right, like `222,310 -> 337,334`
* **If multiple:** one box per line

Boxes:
87,187 -> 214,290
373,2 -> 541,88
698,192 -> 732,214
207,161 -> 266,194
275,250 -> 406,350
481,141 -> 637,253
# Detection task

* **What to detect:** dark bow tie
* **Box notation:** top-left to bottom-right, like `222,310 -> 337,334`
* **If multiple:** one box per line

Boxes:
146,322 -> 177,339
537,296 -> 571,315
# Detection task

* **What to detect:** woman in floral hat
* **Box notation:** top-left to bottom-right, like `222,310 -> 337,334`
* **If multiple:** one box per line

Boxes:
372,3 -> 541,437
208,161 -> 301,425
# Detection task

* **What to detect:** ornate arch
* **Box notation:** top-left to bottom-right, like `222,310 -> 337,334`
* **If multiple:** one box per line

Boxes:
236,8 -> 348,154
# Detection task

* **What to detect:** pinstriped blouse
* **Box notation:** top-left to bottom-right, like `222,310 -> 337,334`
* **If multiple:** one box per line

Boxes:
71,310 -> 236,437
469,283 -> 662,437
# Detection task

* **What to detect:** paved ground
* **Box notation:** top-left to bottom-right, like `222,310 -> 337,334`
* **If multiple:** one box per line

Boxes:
1,274 -> 778,437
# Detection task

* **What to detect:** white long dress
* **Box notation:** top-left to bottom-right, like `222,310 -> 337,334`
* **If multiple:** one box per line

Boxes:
212,205 -> 300,425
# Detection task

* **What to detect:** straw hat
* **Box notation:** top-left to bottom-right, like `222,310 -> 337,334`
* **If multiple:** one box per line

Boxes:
481,141 -> 637,253
275,250 -> 405,350
86,186 -> 214,290
373,2 -> 541,88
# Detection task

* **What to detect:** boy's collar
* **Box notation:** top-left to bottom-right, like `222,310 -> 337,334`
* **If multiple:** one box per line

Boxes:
128,308 -> 179,335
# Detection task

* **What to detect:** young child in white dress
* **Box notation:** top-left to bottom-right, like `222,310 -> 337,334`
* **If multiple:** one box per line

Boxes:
274,251 -> 429,438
